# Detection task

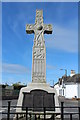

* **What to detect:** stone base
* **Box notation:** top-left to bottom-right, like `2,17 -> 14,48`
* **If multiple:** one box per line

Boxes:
16,83 -> 60,114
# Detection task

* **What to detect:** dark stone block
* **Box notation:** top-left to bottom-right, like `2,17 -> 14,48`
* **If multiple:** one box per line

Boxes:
23,93 -> 33,108
22,89 -> 55,111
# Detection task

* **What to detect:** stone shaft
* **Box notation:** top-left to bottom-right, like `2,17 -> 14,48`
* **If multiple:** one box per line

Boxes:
26,10 -> 52,83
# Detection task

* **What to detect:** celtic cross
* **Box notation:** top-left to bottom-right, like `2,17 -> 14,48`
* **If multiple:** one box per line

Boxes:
26,10 -> 52,83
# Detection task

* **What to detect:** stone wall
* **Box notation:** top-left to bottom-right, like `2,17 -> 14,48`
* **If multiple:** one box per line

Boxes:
1,88 -> 20,100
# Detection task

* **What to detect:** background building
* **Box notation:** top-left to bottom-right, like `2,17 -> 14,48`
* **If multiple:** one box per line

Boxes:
54,70 -> 80,99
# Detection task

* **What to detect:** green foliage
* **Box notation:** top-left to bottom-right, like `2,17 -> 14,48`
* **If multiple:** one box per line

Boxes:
12,82 -> 26,90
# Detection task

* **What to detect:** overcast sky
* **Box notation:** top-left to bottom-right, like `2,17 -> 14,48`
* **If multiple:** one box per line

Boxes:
2,2 -> 78,85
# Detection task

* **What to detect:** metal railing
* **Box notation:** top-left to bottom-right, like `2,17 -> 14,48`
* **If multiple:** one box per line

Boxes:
0,101 -> 80,120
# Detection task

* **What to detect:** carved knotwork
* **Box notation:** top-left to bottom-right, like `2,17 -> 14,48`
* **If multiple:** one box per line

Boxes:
26,24 -> 34,34
26,10 -> 52,37
26,10 -> 52,83
35,10 -> 43,25
33,48 -> 45,59
44,24 -> 52,34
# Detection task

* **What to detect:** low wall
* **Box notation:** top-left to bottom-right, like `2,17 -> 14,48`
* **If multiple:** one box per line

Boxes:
0,89 -> 20,100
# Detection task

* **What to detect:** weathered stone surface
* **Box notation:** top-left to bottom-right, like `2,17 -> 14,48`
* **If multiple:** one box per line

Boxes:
16,10 -> 60,116
26,10 -> 52,83
16,83 -> 60,113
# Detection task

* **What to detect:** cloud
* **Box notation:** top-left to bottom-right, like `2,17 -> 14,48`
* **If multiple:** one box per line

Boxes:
46,64 -> 57,70
2,63 -> 30,74
8,18 -> 23,41
45,24 -> 78,53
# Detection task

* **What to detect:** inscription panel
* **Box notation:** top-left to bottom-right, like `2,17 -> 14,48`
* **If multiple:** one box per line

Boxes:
22,90 -> 55,111
22,93 -> 33,108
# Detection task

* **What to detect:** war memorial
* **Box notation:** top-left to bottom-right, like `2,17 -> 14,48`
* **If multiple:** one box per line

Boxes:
15,10 -> 60,119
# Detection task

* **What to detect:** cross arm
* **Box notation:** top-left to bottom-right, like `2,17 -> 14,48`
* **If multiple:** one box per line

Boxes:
26,24 -> 34,34
44,24 -> 53,34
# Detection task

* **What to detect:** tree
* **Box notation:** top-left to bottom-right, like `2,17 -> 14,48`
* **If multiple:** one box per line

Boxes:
12,82 -> 26,90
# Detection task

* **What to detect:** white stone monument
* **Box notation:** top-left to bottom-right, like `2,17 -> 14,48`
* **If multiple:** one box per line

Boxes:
16,10 -> 60,116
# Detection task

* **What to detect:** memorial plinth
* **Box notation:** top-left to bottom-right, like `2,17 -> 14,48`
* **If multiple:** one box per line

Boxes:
16,10 -> 60,117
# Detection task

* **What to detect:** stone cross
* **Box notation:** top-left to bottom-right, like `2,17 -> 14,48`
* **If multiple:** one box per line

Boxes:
26,10 -> 52,83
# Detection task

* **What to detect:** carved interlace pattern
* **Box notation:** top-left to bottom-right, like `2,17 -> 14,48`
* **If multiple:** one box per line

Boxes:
26,10 -> 52,83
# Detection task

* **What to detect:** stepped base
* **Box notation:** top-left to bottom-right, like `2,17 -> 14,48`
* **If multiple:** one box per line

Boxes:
16,82 -> 60,119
